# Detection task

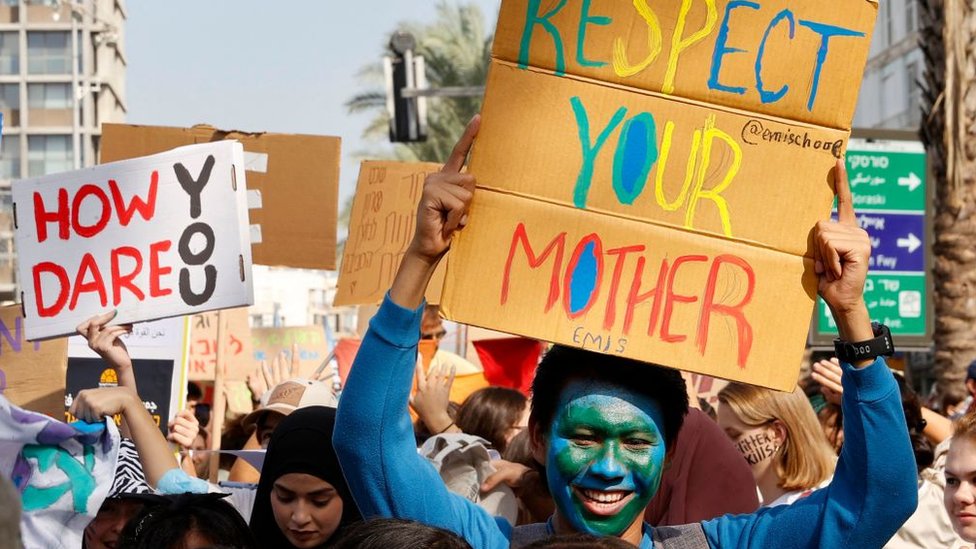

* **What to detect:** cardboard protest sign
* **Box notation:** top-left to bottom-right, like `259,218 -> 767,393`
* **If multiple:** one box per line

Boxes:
2,395 -> 120,549
251,326 -> 329,378
66,315 -> 190,436
441,0 -> 876,390
101,123 -> 341,271
13,141 -> 254,340
188,308 -> 253,382
335,161 -> 445,306
0,305 -> 67,418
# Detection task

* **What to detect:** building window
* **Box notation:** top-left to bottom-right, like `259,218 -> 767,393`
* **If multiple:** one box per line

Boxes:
0,32 -> 18,74
28,134 -> 72,176
0,135 -> 19,179
883,0 -> 894,46
28,83 -> 70,109
906,60 -> 922,123
27,32 -> 70,75
0,84 -> 20,126
906,0 -> 918,34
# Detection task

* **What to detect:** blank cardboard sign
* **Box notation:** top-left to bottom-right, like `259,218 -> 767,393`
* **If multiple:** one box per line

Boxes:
0,305 -> 67,418
101,123 -> 341,271
441,0 -> 877,390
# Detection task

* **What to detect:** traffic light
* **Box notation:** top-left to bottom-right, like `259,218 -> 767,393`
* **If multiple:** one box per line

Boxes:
384,31 -> 428,143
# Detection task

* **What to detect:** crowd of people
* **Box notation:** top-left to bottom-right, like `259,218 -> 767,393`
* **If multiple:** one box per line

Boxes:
5,118 -> 976,549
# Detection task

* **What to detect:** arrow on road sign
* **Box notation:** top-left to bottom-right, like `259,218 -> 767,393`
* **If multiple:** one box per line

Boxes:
897,233 -> 922,253
898,172 -> 922,192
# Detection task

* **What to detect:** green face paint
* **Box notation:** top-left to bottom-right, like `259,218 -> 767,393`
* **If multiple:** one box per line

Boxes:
546,380 -> 667,537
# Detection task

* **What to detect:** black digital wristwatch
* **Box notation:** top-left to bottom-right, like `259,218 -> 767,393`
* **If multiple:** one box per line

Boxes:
833,322 -> 894,363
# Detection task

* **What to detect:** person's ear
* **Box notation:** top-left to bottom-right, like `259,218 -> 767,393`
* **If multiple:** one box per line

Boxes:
967,379 -> 976,396
769,420 -> 788,448
530,423 -> 547,466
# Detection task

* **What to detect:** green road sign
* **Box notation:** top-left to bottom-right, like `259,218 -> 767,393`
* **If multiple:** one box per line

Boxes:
813,136 -> 931,346
818,273 -> 927,336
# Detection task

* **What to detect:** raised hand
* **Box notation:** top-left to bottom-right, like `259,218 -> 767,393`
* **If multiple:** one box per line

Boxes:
69,386 -> 139,424
812,159 -> 874,344
410,361 -> 456,434
392,115 -> 481,309
811,357 -> 843,405
406,115 -> 481,264
167,407 -> 200,449
77,310 -> 134,374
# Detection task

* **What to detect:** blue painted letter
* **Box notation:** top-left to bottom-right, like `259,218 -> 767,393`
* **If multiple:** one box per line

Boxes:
708,0 -> 760,95
756,9 -> 795,104
612,113 -> 658,205
797,20 -> 865,111
520,0 -> 570,75
577,0 -> 611,68
571,96 -> 627,208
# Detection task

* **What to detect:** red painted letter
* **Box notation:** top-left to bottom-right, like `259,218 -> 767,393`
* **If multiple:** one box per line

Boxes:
623,257 -> 669,336
697,254 -> 755,367
71,184 -> 112,238
33,189 -> 70,243
149,240 -> 173,298
111,246 -> 145,306
602,245 -> 644,330
501,223 -> 566,312
32,262 -> 69,317
69,253 -> 108,310
660,255 -> 708,343
109,171 -> 159,226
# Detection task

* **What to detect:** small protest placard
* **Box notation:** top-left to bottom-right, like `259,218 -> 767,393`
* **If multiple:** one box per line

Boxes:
0,305 -> 67,418
251,326 -> 329,378
13,141 -> 254,340
442,0 -> 877,390
66,315 -> 190,436
334,161 -> 444,306
188,308 -> 253,382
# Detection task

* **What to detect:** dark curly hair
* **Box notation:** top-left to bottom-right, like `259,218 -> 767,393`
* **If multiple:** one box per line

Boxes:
529,345 -> 689,449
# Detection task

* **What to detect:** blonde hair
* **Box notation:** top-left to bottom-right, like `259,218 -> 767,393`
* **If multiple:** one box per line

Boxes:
718,383 -> 836,491
953,411 -> 976,442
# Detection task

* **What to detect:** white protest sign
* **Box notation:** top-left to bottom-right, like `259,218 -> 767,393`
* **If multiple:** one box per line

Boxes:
13,141 -> 254,340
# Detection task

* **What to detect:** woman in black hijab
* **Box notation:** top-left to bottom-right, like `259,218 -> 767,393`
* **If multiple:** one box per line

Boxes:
249,406 -> 362,548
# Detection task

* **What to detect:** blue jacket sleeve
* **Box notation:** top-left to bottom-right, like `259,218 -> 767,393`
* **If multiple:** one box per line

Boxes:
700,357 -> 918,548
333,295 -> 511,549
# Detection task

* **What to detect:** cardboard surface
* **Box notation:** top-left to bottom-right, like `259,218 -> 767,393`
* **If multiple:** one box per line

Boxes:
334,161 -> 445,306
14,142 -> 254,340
493,0 -> 876,129
0,305 -> 67,417
251,326 -> 330,378
188,308 -> 254,382
443,191 -> 815,389
101,123 -> 341,270
441,0 -> 875,391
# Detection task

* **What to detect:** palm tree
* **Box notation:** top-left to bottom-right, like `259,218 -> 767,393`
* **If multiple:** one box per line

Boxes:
920,0 -> 976,400
346,0 -> 492,163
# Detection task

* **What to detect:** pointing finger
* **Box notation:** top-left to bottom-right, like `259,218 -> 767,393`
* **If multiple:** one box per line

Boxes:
441,115 -> 481,174
834,158 -> 856,225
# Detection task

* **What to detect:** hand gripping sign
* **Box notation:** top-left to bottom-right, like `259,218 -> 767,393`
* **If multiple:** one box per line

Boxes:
13,141 -> 254,340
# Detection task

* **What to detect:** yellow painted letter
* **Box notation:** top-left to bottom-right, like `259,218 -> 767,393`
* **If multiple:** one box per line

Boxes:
664,0 -> 718,94
612,0 -> 662,77
684,115 -> 740,236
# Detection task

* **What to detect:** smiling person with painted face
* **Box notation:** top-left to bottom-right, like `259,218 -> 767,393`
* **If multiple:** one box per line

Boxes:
333,117 -> 918,548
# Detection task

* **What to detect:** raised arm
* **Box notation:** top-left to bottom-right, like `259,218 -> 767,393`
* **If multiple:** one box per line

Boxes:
701,159 -> 918,548
70,386 -> 178,487
334,116 -> 510,549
